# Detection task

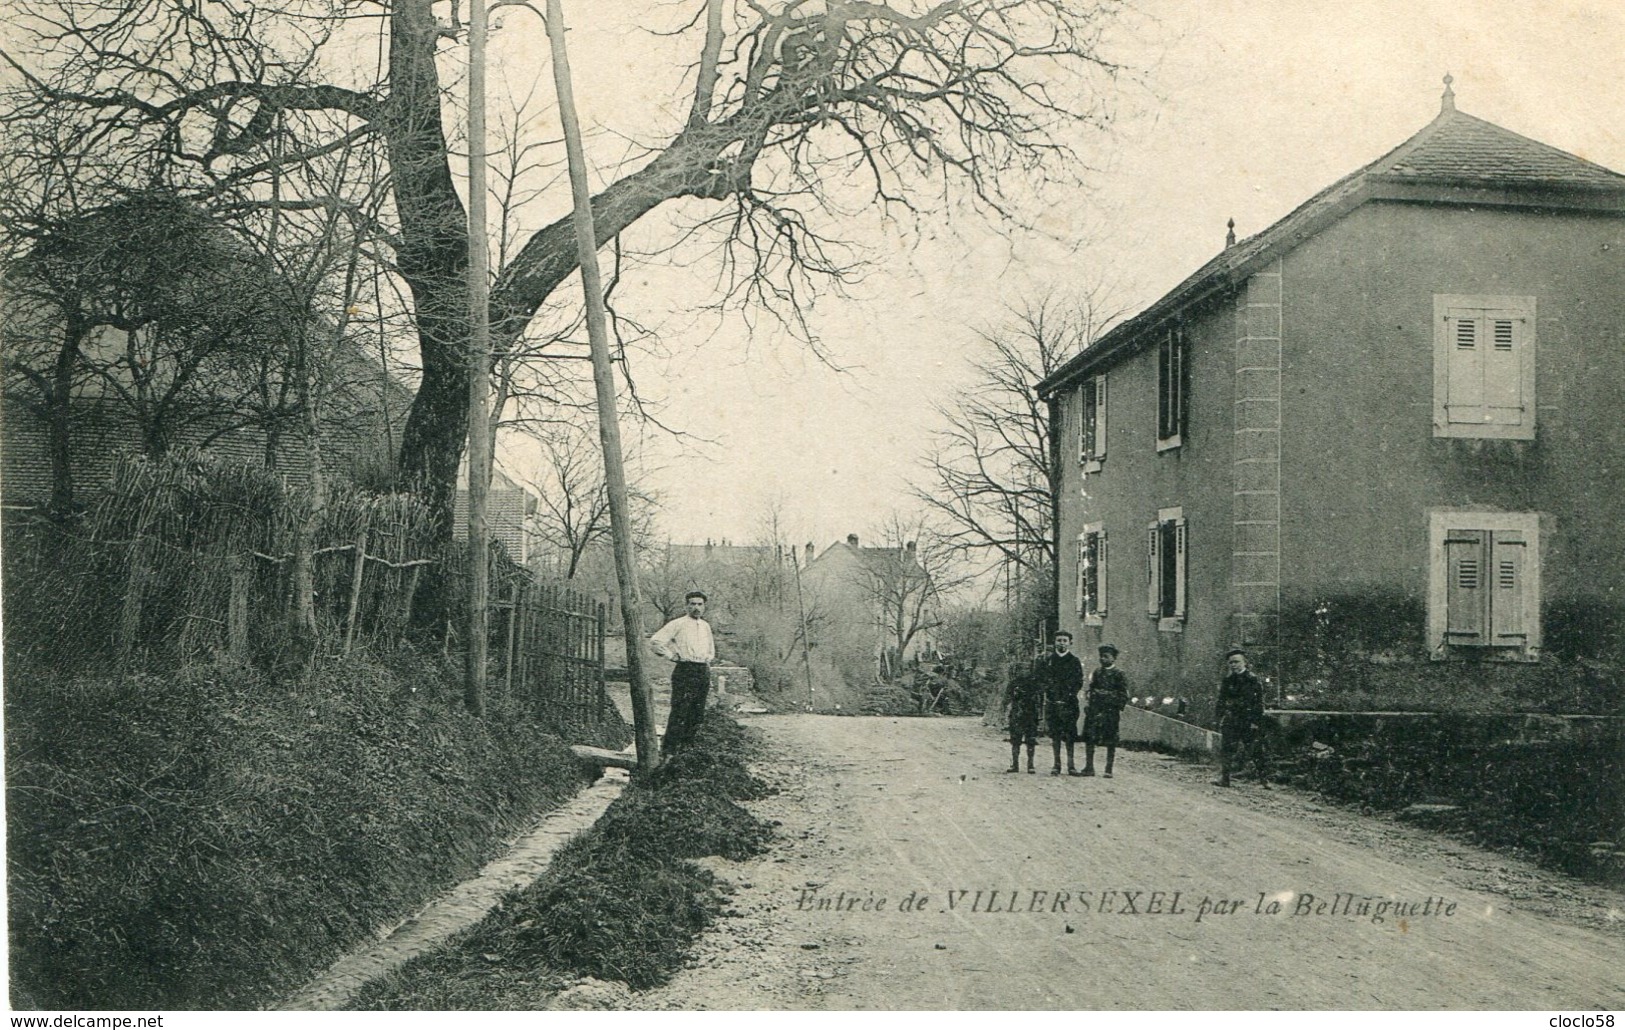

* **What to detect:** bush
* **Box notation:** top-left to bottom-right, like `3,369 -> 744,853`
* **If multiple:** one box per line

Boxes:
1275,718 -> 1624,884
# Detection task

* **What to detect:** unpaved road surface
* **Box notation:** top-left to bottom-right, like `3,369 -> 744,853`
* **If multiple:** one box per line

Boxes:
640,714 -> 1625,1010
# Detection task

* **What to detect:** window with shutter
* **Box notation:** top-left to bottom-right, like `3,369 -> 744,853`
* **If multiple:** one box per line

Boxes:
1428,512 -> 1540,659
1149,507 -> 1185,630
1434,296 -> 1535,440
1079,375 -> 1107,469
1077,523 -> 1107,624
1157,328 -> 1186,450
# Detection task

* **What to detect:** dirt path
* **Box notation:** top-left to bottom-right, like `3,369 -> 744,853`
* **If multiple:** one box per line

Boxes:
640,715 -> 1625,1010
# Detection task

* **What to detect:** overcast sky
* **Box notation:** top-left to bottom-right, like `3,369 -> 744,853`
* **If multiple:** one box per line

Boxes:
488,0 -> 1625,554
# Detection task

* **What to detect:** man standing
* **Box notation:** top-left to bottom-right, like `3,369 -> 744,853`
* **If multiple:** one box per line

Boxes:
1216,647 -> 1269,788
650,590 -> 716,758
1039,631 -> 1085,776
1082,644 -> 1129,777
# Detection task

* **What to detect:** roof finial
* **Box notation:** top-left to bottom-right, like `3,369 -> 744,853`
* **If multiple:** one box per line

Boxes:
1441,72 -> 1456,113
1225,217 -> 1236,248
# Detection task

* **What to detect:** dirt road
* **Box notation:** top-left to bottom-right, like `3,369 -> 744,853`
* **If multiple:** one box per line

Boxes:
639,714 -> 1624,1010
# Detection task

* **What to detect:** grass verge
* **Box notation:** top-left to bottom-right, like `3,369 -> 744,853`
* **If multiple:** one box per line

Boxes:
350,709 -> 774,1009
6,653 -> 592,1009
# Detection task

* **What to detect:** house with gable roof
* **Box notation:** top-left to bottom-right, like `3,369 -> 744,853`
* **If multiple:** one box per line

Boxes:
1036,80 -> 1625,720
802,532 -> 940,682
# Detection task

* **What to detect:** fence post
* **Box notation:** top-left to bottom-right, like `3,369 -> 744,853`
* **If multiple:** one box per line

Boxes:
344,530 -> 369,655
118,537 -> 148,665
229,552 -> 251,662
400,563 -> 423,642
504,579 -> 521,700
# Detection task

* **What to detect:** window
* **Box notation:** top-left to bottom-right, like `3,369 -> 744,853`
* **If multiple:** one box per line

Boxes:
1146,506 -> 1186,630
1079,374 -> 1107,470
1077,523 -> 1107,624
1157,326 -> 1188,450
1428,511 -> 1540,659
1433,295 -> 1535,440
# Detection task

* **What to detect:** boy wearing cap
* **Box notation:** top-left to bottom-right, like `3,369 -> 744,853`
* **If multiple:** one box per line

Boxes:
1082,644 -> 1130,777
1216,648 -> 1270,787
1002,659 -> 1044,773
1039,631 -> 1085,776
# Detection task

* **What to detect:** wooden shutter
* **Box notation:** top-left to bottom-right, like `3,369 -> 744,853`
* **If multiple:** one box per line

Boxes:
1075,537 -> 1088,616
1157,333 -> 1170,438
1482,314 -> 1525,426
1080,381 -> 1096,463
1092,376 -> 1108,460
1172,517 -> 1187,620
1146,522 -> 1160,616
1096,530 -> 1109,617
1445,311 -> 1486,425
1176,328 -> 1189,439
1444,529 -> 1489,645
1490,529 -> 1528,646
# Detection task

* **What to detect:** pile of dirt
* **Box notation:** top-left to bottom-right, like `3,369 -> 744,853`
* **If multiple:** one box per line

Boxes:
6,656 -> 589,1009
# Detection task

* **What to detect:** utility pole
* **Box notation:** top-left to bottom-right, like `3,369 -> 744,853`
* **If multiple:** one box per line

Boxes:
792,546 -> 815,711
544,0 -> 659,772
463,0 -> 493,717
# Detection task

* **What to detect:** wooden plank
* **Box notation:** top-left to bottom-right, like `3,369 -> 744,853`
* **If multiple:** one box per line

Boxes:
570,744 -> 637,770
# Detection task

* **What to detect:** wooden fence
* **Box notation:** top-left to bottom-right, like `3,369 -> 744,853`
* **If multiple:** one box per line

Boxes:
492,575 -> 622,742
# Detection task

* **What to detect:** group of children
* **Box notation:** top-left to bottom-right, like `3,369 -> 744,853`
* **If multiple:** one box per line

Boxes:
1003,634 -> 1271,787
1002,632 -> 1128,777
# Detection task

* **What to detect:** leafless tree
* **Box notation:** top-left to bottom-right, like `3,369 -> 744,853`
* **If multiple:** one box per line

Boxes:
857,511 -> 968,681
0,0 -> 1137,562
521,416 -> 659,581
914,291 -> 1120,578
0,189 -> 301,513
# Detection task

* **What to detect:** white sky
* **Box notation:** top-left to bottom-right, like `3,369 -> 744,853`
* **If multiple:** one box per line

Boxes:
487,0 -> 1625,553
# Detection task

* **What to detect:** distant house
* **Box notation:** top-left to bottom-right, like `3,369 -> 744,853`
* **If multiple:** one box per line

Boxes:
1036,82 -> 1625,719
802,533 -> 940,681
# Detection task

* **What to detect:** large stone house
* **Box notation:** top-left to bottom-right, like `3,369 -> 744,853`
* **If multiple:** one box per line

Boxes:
1036,83 -> 1625,719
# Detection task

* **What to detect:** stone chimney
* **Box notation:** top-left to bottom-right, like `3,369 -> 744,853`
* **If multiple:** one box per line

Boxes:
805,541 -> 815,564
847,533 -> 859,547
906,540 -> 916,554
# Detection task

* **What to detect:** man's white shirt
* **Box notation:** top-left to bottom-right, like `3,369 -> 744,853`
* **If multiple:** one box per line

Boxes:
650,615 -> 715,664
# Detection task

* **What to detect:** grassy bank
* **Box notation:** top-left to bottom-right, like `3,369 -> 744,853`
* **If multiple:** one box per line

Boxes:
6,654 -> 592,1009
1269,719 -> 1624,885
350,711 -> 773,1010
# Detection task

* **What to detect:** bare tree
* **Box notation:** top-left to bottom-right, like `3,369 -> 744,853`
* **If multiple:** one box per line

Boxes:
1,0 -> 1137,562
521,416 -> 659,581
858,512 -> 967,681
0,191 -> 301,513
914,291 -> 1120,578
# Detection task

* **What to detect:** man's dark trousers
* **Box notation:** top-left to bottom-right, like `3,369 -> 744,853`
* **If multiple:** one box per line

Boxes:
663,661 -> 711,756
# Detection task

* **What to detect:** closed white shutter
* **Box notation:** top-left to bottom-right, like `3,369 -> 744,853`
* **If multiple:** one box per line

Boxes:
1490,529 -> 1528,646
1483,314 -> 1526,426
1445,311 -> 1486,425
